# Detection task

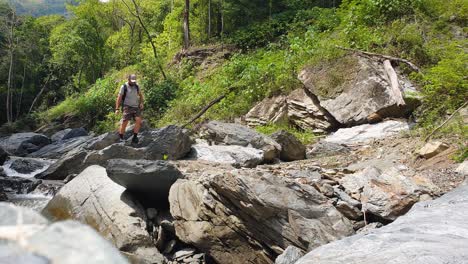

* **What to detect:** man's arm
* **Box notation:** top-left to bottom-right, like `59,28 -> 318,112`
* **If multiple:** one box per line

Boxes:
115,94 -> 123,113
138,90 -> 144,109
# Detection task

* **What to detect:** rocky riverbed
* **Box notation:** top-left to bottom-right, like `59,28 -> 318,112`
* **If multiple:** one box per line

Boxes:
0,62 -> 466,263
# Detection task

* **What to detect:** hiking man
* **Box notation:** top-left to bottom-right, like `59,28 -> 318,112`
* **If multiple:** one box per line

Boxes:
115,74 -> 144,143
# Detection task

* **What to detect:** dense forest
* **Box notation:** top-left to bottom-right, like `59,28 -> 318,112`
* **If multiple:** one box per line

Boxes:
0,0 -> 466,146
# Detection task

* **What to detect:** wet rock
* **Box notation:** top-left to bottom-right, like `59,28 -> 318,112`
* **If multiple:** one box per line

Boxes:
36,149 -> 88,180
307,141 -> 350,158
0,133 -> 51,156
245,95 -> 289,127
275,246 -> 304,264
418,141 -> 449,159
271,130 -> 306,161
200,121 -> 281,162
298,55 -> 418,126
0,203 -> 129,264
188,143 -> 264,168
28,136 -> 91,159
169,167 -> 354,264
324,120 -> 410,144
0,176 -> 41,194
0,146 -> 8,165
339,166 -> 436,220
10,159 -> 46,174
295,181 -> 468,264
43,165 -> 164,263
106,159 -> 183,204
287,89 -> 337,133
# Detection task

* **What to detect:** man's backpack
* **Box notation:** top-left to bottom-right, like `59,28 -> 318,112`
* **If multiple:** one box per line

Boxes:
121,83 -> 139,109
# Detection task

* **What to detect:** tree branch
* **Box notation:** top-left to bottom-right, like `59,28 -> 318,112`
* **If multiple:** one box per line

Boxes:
424,102 -> 468,142
182,87 -> 236,128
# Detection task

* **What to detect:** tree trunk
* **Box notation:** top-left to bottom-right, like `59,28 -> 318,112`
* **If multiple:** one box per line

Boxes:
16,65 -> 26,119
208,0 -> 211,39
29,75 -> 52,115
183,0 -> 191,50
6,11 -> 15,123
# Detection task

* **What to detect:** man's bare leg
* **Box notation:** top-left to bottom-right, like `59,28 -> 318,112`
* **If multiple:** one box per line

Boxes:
119,120 -> 129,139
134,116 -> 142,134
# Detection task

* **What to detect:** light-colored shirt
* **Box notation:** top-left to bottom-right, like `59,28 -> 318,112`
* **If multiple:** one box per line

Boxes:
119,82 -> 140,107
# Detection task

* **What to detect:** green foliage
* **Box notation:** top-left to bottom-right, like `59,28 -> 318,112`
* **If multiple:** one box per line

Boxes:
255,123 -> 318,145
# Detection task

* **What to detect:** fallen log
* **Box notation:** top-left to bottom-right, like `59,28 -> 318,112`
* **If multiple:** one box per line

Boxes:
336,46 -> 421,73
181,87 -> 236,128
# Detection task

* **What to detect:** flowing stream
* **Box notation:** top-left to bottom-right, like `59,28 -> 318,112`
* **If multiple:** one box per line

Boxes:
1,156 -> 57,211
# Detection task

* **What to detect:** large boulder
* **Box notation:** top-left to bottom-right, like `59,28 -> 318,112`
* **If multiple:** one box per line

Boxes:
270,130 -> 306,161
0,203 -> 129,264
84,144 -> 146,166
84,132 -> 120,150
106,159 -> 183,204
0,133 -> 51,156
43,165 -> 164,263
28,136 -> 92,159
135,125 -> 192,160
245,95 -> 289,127
188,143 -> 264,168
295,181 -> 468,264
307,141 -> 350,158
36,149 -> 88,180
287,89 -> 338,133
324,120 -> 410,145
169,167 -> 354,264
200,121 -> 281,162
298,55 -> 419,126
339,166 -> 437,220
51,127 -> 88,142
0,146 -> 8,165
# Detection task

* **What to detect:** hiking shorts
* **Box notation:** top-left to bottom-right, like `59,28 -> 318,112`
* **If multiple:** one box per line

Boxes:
122,106 -> 142,122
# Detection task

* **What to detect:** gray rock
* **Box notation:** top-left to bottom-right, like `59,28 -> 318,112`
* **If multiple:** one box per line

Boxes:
28,136 -> 92,159
188,143 -> 264,168
275,246 -> 304,264
0,203 -> 129,264
84,132 -> 120,150
169,167 -> 354,264
124,120 -> 151,139
271,130 -> 306,161
10,159 -> 46,174
287,89 -> 337,133
200,121 -> 281,162
106,159 -> 184,204
0,146 -> 8,165
324,120 -> 410,145
298,55 -> 418,126
36,149 -> 88,180
307,141 -> 350,158
339,166 -> 437,220
295,181 -> 468,264
0,133 -> 51,156
42,166 -> 163,263
51,128 -> 72,142
245,95 -> 289,127
84,144 -> 146,166
456,160 -> 468,176
136,125 -> 193,160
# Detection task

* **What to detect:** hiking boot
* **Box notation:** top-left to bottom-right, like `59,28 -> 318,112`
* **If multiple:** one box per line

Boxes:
131,135 -> 139,144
